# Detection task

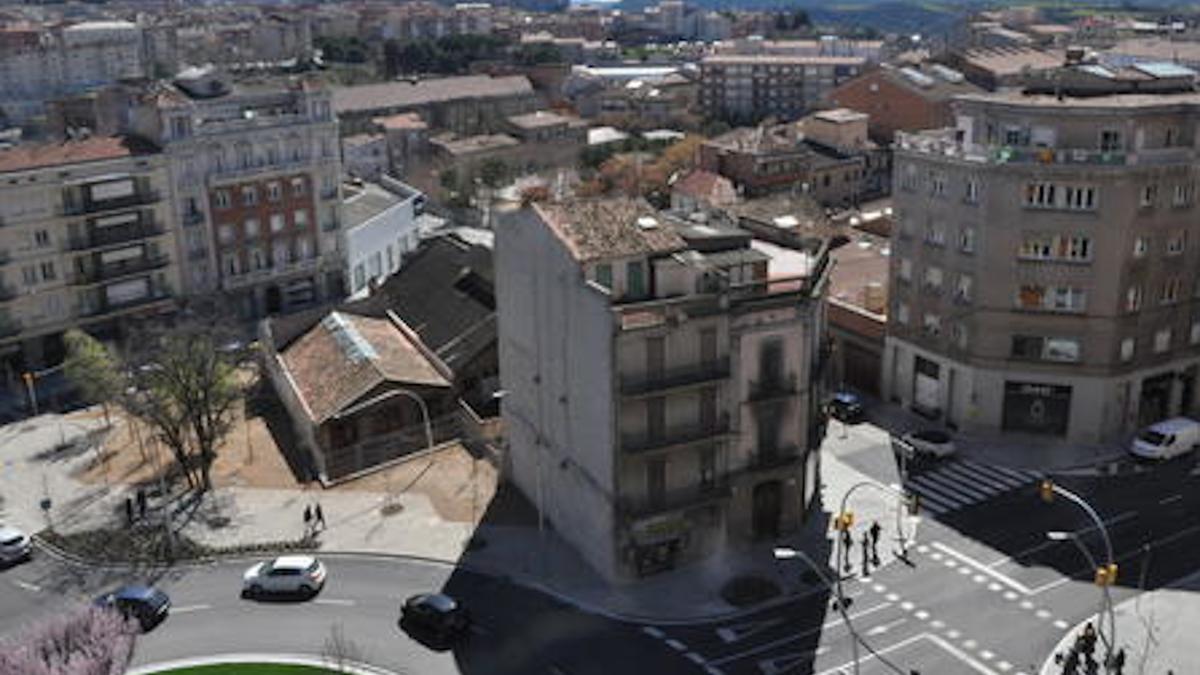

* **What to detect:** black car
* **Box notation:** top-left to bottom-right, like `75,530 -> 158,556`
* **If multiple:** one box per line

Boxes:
94,585 -> 171,631
401,593 -> 470,640
828,391 -> 865,423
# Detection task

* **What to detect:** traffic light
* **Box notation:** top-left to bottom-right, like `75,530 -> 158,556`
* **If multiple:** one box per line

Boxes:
1039,479 -> 1055,503
906,492 -> 921,516
22,372 -> 32,385
834,511 -> 855,531
1094,563 -> 1118,586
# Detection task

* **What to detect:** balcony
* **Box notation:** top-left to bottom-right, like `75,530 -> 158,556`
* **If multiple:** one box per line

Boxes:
622,413 -> 731,454
221,256 -> 320,291
68,222 -> 165,251
63,190 -> 161,216
748,373 -> 798,403
739,446 -> 802,475
618,482 -> 732,520
73,254 -> 170,285
620,358 -> 731,397
80,290 -> 173,318
182,211 -> 205,227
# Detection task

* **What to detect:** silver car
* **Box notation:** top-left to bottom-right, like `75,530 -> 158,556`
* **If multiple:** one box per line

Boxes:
0,525 -> 32,563
242,555 -> 327,597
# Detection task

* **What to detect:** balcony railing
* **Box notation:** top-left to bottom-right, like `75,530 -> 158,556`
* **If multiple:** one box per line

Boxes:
73,254 -> 170,285
220,256 -> 319,291
620,357 -> 731,397
618,482 -> 732,519
80,290 -> 173,318
68,222 -> 165,251
748,373 -> 798,403
622,413 -> 730,454
63,190 -> 161,216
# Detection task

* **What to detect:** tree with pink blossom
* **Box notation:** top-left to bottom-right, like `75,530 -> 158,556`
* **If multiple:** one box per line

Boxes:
0,604 -> 136,675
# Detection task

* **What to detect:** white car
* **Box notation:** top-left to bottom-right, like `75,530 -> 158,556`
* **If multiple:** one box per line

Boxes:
242,555 -> 327,597
900,429 -> 957,459
0,525 -> 32,563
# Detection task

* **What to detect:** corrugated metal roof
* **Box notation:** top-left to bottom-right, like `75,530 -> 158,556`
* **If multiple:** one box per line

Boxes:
1132,61 -> 1197,78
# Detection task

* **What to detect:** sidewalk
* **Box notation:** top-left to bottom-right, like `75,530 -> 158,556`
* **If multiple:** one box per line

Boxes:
860,398 -> 1128,474
1040,571 -> 1200,675
2,410 -> 916,622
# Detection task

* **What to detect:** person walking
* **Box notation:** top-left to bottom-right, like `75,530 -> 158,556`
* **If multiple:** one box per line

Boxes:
869,520 -> 882,566
303,505 -> 313,537
840,527 -> 853,574
136,489 -> 147,519
1080,623 -> 1097,669
124,497 -> 134,527
315,503 -> 326,531
860,530 -> 871,577
1109,647 -> 1125,674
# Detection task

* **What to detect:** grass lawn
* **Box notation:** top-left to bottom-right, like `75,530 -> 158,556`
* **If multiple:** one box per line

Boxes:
155,664 -> 333,674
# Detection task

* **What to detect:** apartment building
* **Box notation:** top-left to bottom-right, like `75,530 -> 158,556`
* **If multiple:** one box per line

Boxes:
0,21 -> 147,123
127,69 -> 342,318
341,176 -> 426,299
0,136 -> 181,376
699,54 -> 865,124
496,198 -> 829,581
885,65 -> 1200,444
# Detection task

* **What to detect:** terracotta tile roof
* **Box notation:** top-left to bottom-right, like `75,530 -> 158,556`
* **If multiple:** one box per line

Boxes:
533,198 -> 687,264
673,169 -> 736,204
280,311 -> 450,424
0,136 -> 158,174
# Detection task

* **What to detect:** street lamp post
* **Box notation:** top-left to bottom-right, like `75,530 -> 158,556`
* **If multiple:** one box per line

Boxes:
1043,482 -> 1117,671
775,546 -> 861,675
331,387 -> 434,508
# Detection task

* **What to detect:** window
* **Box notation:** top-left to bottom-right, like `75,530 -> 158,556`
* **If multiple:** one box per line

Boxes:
244,219 -> 260,239
369,252 -> 382,278
898,258 -> 912,282
1065,235 -> 1091,261
1011,335 -> 1080,362
896,302 -> 909,325
1019,234 -> 1091,262
224,254 -> 240,277
646,458 -> 666,508
1126,285 -> 1143,311
627,261 -> 646,298
1099,129 -> 1122,152
1191,321 -> 1200,346
215,189 -> 231,209
900,164 -> 918,191
40,261 -> 55,281
699,448 -> 715,491
242,186 -> 258,207
291,177 -> 306,197
923,222 -> 945,246
956,274 -> 973,303
951,323 -> 968,349
1120,337 -> 1135,362
1167,231 -> 1186,256
386,245 -> 395,272
21,266 -> 36,286
1024,182 -> 1056,208
929,171 -> 947,197
218,224 -> 235,245
924,266 -> 943,292
354,264 -> 366,292
922,312 -> 941,336
1154,328 -> 1172,353
267,182 -> 282,202
965,178 -> 980,204
594,263 -> 613,289
1162,277 -> 1183,304
270,213 -> 285,233
294,210 -> 309,228
959,227 -> 975,253
1018,284 -> 1085,312
1133,237 -> 1148,258
250,247 -> 266,270
33,229 -> 49,248
1173,182 -> 1194,207
1063,185 -> 1096,211
298,237 -> 313,259
1140,184 -> 1158,208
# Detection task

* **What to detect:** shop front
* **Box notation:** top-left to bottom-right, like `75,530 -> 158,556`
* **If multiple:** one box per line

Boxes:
1001,381 -> 1072,436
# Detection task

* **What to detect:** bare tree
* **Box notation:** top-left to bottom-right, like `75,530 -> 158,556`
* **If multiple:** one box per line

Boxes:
322,622 -> 363,673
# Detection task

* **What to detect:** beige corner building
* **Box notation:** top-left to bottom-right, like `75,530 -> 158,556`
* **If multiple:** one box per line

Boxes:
496,198 -> 830,581
0,136 -> 180,375
886,62 -> 1200,444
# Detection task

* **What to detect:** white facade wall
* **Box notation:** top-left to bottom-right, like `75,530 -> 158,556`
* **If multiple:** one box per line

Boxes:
344,180 -> 424,300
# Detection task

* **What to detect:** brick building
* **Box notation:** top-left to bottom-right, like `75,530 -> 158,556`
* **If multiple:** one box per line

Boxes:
826,63 -> 983,144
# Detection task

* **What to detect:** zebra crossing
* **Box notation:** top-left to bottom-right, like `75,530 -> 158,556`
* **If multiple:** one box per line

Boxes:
901,460 -> 1043,516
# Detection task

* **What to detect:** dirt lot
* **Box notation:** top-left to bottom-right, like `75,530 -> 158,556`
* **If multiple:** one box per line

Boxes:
69,369 -> 498,524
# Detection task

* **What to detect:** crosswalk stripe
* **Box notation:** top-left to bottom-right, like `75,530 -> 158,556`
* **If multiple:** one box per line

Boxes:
908,475 -> 974,507
941,462 -> 1021,492
967,460 -> 1035,482
922,468 -> 997,501
912,492 -> 950,515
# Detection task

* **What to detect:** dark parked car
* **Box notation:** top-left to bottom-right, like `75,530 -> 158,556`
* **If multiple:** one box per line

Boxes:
401,593 -> 470,640
828,391 -> 865,423
94,585 -> 171,631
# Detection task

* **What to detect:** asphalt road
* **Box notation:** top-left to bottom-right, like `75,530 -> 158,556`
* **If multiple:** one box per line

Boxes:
4,426 -> 1199,675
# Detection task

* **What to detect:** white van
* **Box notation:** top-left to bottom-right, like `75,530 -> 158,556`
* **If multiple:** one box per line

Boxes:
1130,417 -> 1200,460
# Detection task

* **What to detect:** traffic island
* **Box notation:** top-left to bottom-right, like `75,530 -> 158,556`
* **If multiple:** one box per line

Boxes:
126,653 -> 399,675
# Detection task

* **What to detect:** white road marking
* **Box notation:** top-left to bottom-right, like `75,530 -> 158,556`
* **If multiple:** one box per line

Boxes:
756,648 -> 827,675
987,511 -> 1138,567
930,619 -> 945,629
1159,494 -> 1183,505
666,639 -> 687,651
1035,609 -> 1052,620
944,559 -> 959,568
947,629 -> 961,639
963,639 -> 978,649
979,649 -> 994,660
958,567 -> 971,575
866,618 -> 907,636
914,610 -> 930,620
1054,620 -> 1070,630
997,660 -> 1012,671
817,633 -> 998,675
1003,591 -> 1018,601
313,598 -> 356,607
917,545 -> 930,554
974,574 -> 987,583
686,652 -> 706,665
709,603 -> 893,666
12,580 -> 41,592
706,668 -> 725,675
872,583 -> 886,593
934,542 -> 1033,595
642,626 -> 665,639
170,604 -> 211,614
1020,600 -> 1034,610
715,617 -> 786,643
885,593 -> 900,602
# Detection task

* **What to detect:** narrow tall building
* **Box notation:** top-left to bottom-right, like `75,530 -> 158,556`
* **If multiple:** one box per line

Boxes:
496,198 -> 830,581
886,63 -> 1200,443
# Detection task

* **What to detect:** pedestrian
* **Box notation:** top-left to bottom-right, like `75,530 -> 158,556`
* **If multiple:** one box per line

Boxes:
1109,647 -> 1125,675
1061,647 -> 1079,675
124,497 -> 134,527
1080,623 -> 1096,668
860,530 -> 871,577
303,505 -> 312,536
840,527 -> 853,573
315,502 -> 325,530
136,489 -> 147,519
869,520 -> 882,566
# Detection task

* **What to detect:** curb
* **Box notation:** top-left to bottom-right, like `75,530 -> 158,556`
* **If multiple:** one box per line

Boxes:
125,652 -> 399,675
